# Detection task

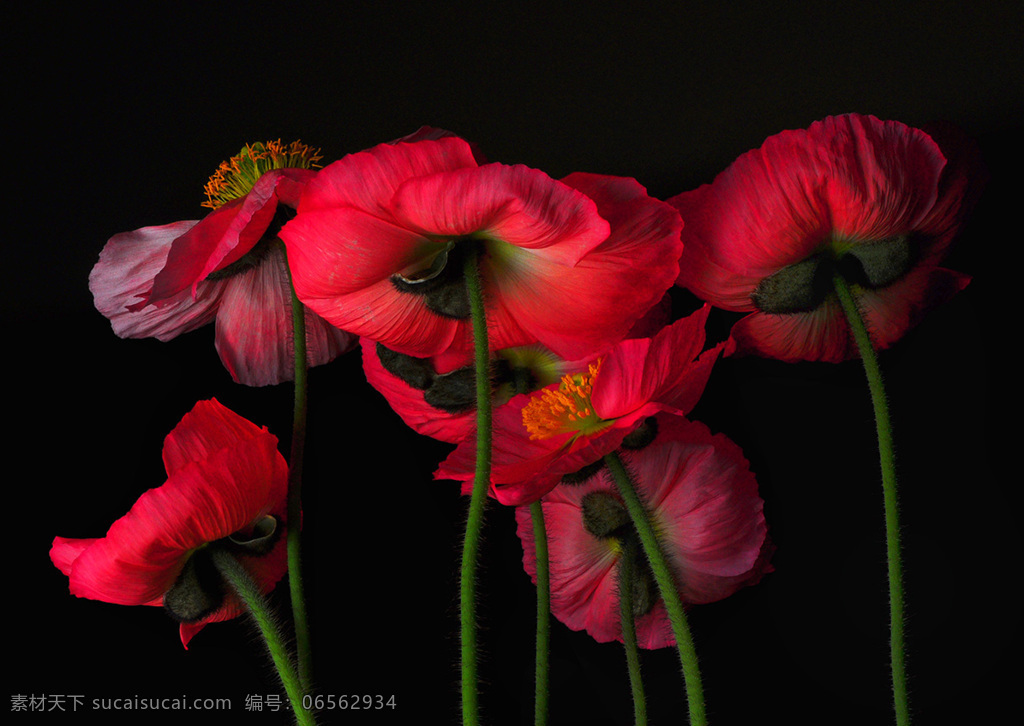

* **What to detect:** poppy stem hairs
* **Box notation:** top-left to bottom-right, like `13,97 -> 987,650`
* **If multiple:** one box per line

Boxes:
209,548 -> 317,726
619,535 -> 649,726
460,243 -> 492,726
282,242 -> 314,691
832,273 -> 909,726
603,451 -> 707,726
529,500 -> 552,726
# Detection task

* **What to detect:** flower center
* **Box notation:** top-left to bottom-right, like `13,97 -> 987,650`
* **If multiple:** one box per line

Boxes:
202,140 -> 323,209
521,360 -> 608,440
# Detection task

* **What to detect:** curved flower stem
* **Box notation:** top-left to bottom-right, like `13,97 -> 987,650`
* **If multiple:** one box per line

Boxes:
282,243 -> 313,691
210,548 -> 317,726
604,451 -> 707,726
530,501 -> 551,726
833,273 -> 908,726
461,244 -> 492,726
619,537 -> 648,726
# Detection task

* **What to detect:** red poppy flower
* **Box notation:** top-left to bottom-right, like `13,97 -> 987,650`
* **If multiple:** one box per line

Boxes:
362,294 -> 673,444
89,140 -> 356,386
50,399 -> 290,648
434,305 -> 722,505
279,136 -> 683,361
671,114 -> 984,362
515,415 -> 772,649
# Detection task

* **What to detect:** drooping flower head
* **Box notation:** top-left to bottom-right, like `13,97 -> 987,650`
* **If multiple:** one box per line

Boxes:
279,135 -> 683,362
90,139 -> 356,386
516,415 -> 772,649
50,399 -> 290,648
672,114 -> 985,362
434,305 -> 723,505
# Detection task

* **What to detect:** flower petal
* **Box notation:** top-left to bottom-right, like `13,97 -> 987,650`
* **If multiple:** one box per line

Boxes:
515,495 -> 622,644
296,136 -> 479,217
212,246 -> 354,387
145,195 -> 275,305
483,173 -> 682,360
818,115 -> 945,242
90,221 -> 225,340
390,164 -> 610,265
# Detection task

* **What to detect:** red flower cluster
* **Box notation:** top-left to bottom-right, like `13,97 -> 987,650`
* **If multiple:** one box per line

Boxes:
72,114 -> 981,669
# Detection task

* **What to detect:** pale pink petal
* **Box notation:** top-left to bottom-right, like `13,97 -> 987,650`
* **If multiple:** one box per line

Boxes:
639,419 -> 765,583
89,221 -> 225,341
516,496 -> 622,644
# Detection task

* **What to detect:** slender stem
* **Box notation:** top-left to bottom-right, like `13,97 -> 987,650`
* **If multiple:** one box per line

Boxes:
461,244 -> 492,726
604,451 -> 707,726
833,273 -> 908,726
210,549 -> 317,726
618,537 -> 648,726
281,243 -> 313,691
530,501 -> 550,726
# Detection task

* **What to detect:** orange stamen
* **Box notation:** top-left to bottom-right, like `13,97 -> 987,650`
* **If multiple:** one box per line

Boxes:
522,359 -> 605,440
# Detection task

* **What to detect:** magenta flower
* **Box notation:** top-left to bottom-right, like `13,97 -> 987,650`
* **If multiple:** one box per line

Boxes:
280,135 -> 683,361
50,399 -> 290,648
671,114 -> 984,362
89,140 -> 355,386
516,415 -> 772,649
434,305 -> 722,505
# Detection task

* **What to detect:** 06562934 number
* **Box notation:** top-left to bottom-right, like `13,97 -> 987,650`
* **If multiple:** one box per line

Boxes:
301,694 -> 396,710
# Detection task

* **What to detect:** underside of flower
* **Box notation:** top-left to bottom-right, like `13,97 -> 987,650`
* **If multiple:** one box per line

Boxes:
580,491 -> 658,617
163,515 -> 282,623
751,234 -> 918,314
390,239 -> 472,319
521,360 -> 608,440
375,342 -> 564,414
203,140 -> 323,210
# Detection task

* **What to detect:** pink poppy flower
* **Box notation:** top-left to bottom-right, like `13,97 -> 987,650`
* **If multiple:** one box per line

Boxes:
89,140 -> 356,386
279,136 -> 683,361
671,114 -> 984,362
434,305 -> 722,505
516,415 -> 772,649
50,399 -> 290,648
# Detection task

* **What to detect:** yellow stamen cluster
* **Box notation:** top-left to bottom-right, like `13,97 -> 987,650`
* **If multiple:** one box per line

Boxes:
202,140 -> 323,209
522,360 -> 605,440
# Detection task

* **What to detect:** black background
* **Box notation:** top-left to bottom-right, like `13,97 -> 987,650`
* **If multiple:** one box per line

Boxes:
6,3 -> 1021,725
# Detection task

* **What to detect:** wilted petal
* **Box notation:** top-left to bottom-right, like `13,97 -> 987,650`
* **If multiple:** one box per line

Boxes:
89,221 -> 225,340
